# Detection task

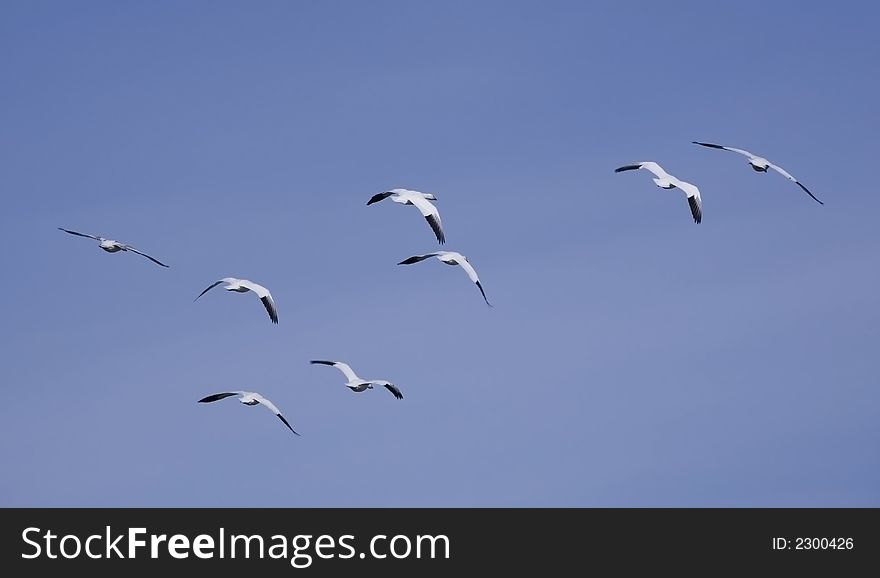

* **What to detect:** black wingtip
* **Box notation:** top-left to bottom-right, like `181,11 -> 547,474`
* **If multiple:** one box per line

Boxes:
310,360 -> 334,366
194,280 -> 223,302
398,256 -> 420,265
260,296 -> 279,324
384,384 -> 404,400
276,413 -> 301,436
424,214 -> 445,244
475,281 -> 493,307
614,164 -> 641,173
197,392 -> 238,403
692,141 -> 724,149
367,191 -> 392,205
687,196 -> 702,224
797,182 -> 824,205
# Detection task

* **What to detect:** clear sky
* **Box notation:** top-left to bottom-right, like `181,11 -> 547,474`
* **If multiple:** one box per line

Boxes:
2,0 -> 878,507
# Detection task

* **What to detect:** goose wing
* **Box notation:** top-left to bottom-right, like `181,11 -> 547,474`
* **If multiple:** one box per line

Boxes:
409,195 -> 446,244
458,258 -> 492,306
237,280 -> 278,324
252,394 -> 300,436
197,392 -> 243,403
380,382 -> 403,400
194,279 -> 226,302
122,244 -> 170,268
367,191 -> 395,205
310,360 -> 360,382
671,179 -> 703,224
398,253 -> 440,265
767,162 -> 824,205
615,162 -> 671,180
692,141 -> 756,159
58,227 -> 101,241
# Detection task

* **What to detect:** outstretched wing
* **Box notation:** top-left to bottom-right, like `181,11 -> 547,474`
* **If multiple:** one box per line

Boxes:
672,179 -> 703,224
379,382 -> 403,400
409,195 -> 446,244
398,253 -> 440,265
197,392 -> 242,403
767,163 -> 824,205
692,141 -> 756,159
457,258 -> 492,306
194,280 -> 224,302
235,280 -> 278,323
235,280 -> 279,324
370,379 -> 403,399
253,394 -> 301,436
58,227 -> 101,241
367,191 -> 395,205
259,294 -> 279,324
310,360 -> 360,382
615,162 -> 671,180
122,245 -> 170,268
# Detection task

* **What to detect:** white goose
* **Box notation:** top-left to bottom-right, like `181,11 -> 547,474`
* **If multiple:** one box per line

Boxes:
614,162 -> 703,224
194,277 -> 278,324
309,360 -> 403,400
58,227 -> 169,267
692,141 -> 823,205
198,391 -> 300,435
367,188 -> 445,244
398,251 -> 492,306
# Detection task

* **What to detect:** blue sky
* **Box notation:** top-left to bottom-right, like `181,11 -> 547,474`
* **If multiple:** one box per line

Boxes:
1,0 -> 878,506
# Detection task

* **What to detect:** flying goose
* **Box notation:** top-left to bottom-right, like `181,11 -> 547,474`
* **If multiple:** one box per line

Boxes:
198,391 -> 300,435
614,162 -> 703,224
367,188 -> 445,244
398,251 -> 492,306
309,360 -> 403,400
194,277 -> 278,324
691,141 -> 823,205
58,227 -> 169,267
